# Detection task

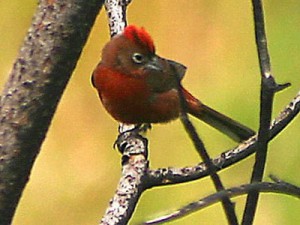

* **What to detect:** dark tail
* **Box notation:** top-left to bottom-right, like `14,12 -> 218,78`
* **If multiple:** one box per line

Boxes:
195,104 -> 255,142
183,88 -> 255,142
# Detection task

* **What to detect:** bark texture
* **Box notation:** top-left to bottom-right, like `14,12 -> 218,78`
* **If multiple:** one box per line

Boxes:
0,1 -> 104,224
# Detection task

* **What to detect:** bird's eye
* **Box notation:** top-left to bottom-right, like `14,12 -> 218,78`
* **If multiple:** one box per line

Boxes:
132,53 -> 144,64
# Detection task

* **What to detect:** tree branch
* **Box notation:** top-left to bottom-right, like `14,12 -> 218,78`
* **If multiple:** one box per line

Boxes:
0,1 -> 104,224
105,0 -> 132,37
101,132 -> 148,225
242,1 -> 284,223
144,176 -> 300,225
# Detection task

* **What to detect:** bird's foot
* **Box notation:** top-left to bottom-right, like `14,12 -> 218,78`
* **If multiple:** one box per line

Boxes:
114,123 -> 151,151
118,123 -> 151,134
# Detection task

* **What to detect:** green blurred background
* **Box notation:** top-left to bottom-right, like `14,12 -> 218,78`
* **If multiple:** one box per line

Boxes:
1,0 -> 299,224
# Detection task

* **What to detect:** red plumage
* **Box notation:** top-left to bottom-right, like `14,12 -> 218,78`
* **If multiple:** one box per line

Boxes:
123,25 -> 155,53
92,25 -> 255,142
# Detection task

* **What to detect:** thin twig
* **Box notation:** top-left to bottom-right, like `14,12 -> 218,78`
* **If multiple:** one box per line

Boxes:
144,178 -> 300,225
242,1 -> 277,224
174,68 -> 238,224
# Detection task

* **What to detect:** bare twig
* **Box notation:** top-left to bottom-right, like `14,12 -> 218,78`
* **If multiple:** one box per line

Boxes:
0,1 -> 104,224
144,177 -> 300,225
242,1 -> 283,223
175,69 -> 238,224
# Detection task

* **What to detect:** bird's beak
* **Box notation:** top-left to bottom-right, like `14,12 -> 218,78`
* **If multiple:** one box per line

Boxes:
144,56 -> 187,81
167,59 -> 187,81
144,56 -> 164,72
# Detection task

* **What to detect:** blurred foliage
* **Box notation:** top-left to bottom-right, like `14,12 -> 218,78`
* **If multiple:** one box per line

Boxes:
0,0 -> 299,224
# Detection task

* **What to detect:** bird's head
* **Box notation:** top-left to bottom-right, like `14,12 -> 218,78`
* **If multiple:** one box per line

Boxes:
101,25 -> 186,92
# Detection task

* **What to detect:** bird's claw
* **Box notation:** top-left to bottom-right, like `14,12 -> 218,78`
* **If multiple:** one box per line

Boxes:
113,123 -> 151,151
118,123 -> 151,134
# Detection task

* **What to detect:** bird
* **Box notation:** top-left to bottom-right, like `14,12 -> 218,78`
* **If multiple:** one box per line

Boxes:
92,25 -> 255,142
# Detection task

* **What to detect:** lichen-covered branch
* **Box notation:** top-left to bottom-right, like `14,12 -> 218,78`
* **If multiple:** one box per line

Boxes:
105,0 -> 132,37
0,0 -> 104,224
101,132 -> 148,225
